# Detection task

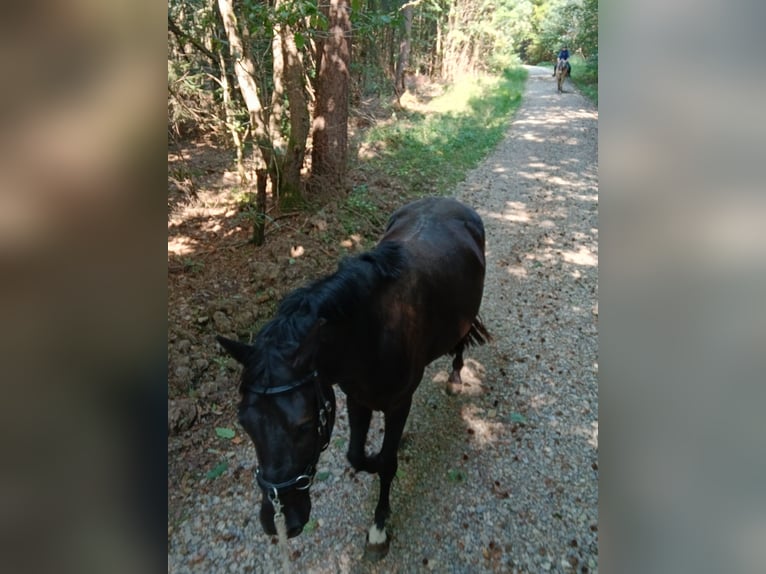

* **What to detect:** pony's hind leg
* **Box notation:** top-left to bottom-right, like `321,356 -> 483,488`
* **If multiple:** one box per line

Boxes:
446,344 -> 465,395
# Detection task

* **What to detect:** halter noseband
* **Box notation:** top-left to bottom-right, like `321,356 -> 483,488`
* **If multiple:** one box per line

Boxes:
251,370 -> 335,501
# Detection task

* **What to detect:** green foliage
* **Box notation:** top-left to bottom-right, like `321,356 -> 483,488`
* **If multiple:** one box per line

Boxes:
567,54 -> 597,105
361,67 -> 527,196
348,3 -> 403,97
339,183 -> 385,238
447,468 -> 466,482
181,257 -> 204,275
303,518 -> 319,533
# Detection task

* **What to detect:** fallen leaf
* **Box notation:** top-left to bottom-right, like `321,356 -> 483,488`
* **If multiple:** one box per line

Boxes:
205,462 -> 228,480
510,412 -> 527,424
215,427 -> 236,439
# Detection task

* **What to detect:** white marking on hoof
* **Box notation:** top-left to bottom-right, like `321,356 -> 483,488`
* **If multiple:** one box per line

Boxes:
368,524 -> 387,545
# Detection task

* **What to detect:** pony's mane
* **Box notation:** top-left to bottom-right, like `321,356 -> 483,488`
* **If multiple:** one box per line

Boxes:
300,240 -> 404,319
240,242 -> 405,392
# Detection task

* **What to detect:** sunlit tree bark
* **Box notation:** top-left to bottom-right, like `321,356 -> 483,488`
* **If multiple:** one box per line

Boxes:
275,0 -> 310,205
310,0 -> 351,193
216,0 -> 273,172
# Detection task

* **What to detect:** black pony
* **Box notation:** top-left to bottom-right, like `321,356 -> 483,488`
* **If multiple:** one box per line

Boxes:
217,196 -> 490,560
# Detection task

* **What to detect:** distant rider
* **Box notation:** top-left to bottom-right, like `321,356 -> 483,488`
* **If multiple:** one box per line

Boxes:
553,46 -> 570,77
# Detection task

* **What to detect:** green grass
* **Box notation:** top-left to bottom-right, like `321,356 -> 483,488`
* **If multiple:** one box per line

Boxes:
360,67 -> 527,199
567,55 -> 598,106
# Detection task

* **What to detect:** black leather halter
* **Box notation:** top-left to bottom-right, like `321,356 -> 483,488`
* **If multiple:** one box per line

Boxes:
252,370 -> 335,500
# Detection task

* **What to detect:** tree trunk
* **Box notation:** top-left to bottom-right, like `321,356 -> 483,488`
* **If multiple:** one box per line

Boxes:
274,0 -> 310,207
394,3 -> 414,101
216,0 -> 272,171
310,0 -> 351,194
218,49 -> 247,184
269,13 -> 288,198
253,169 -> 268,246
281,30 -> 311,205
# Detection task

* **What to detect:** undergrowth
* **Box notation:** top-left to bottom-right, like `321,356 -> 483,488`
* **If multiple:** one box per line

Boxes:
357,67 -> 527,201
567,55 -> 598,105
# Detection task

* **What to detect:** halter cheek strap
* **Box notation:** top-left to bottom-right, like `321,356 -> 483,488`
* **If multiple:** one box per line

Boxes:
252,371 -> 335,498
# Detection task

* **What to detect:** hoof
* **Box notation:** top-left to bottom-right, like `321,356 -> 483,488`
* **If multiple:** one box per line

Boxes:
446,370 -> 463,395
445,382 -> 461,396
364,525 -> 390,561
363,538 -> 390,562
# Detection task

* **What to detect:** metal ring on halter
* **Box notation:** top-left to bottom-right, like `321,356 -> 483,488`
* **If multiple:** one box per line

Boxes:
256,466 -> 315,494
268,486 -> 283,516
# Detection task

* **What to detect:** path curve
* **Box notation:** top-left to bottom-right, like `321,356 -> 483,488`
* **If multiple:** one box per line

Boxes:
168,65 -> 599,574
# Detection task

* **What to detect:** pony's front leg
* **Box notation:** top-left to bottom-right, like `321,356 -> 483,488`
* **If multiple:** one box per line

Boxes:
346,397 -> 377,473
364,398 -> 412,561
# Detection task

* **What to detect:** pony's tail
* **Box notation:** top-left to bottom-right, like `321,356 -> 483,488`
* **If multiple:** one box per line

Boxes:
464,316 -> 492,347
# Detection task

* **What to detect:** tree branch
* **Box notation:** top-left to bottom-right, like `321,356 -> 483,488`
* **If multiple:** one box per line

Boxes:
168,16 -> 218,65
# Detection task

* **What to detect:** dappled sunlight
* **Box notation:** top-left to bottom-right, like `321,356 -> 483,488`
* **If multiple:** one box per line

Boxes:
357,140 -> 381,160
168,236 -> 199,257
482,200 -> 546,227
529,391 -> 557,411
572,192 -> 598,202
460,358 -> 486,386
561,245 -> 598,266
429,358 -> 486,397
460,404 -> 505,446
514,167 -> 597,193
496,200 -> 531,223
506,265 -> 528,279
521,132 -> 545,143
546,416 -> 598,449
538,219 -> 557,229
564,420 -> 599,449
513,107 -> 595,126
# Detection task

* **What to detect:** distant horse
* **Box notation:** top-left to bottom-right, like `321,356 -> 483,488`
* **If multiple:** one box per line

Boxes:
217,196 -> 490,560
556,59 -> 570,93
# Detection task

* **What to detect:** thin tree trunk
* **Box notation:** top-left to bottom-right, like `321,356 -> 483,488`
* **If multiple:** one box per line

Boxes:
217,0 -> 273,171
394,3 -> 414,101
269,14 -> 288,196
218,49 -> 246,184
253,169 -> 268,246
279,18 -> 310,205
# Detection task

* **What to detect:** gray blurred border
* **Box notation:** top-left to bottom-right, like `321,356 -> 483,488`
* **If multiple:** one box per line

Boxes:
601,1 -> 766,572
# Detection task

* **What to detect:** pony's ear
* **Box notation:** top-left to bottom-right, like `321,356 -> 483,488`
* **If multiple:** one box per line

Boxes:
292,318 -> 327,370
216,335 -> 254,365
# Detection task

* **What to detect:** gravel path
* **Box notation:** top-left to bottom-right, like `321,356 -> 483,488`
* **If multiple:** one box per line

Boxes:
168,65 -> 598,574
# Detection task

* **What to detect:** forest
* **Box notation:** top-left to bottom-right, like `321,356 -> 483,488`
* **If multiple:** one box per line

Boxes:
168,0 -> 597,221
167,0 -> 598,408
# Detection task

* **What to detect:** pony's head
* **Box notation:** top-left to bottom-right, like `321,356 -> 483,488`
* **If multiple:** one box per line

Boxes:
217,323 -> 335,538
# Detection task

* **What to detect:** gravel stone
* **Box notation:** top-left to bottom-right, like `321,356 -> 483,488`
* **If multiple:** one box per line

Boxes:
168,65 -> 598,573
